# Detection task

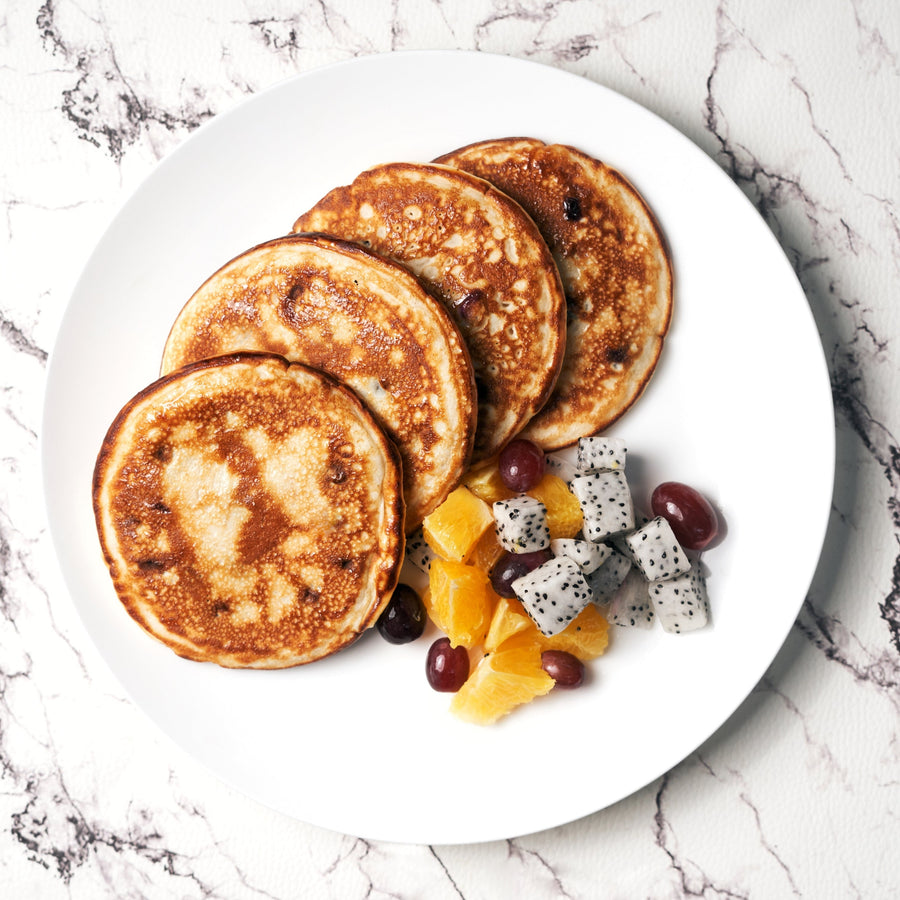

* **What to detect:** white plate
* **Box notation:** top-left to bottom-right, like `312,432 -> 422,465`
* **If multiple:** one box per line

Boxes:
42,51 -> 834,844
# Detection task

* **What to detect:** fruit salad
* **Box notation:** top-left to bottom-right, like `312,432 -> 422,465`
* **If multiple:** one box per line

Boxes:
376,436 -> 720,725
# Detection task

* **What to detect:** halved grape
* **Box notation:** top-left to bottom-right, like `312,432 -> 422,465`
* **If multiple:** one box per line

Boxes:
498,438 -> 545,492
489,549 -> 552,598
541,650 -> 584,689
376,584 -> 426,644
426,638 -> 470,692
650,481 -> 719,551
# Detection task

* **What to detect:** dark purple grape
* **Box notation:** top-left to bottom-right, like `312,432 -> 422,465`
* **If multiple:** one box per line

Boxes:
489,549 -> 552,598
650,481 -> 719,551
498,438 -> 546,492
541,650 -> 585,689
376,584 -> 426,644
426,638 -> 470,692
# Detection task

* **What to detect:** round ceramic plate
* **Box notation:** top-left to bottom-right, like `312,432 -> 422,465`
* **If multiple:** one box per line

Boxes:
42,51 -> 834,845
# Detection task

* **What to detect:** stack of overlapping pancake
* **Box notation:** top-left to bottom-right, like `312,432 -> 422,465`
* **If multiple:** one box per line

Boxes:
92,137 -> 672,669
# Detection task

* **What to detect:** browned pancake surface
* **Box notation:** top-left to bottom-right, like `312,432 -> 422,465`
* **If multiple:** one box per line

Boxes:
93,354 -> 404,668
292,162 -> 566,461
161,234 -> 476,529
435,138 -> 673,448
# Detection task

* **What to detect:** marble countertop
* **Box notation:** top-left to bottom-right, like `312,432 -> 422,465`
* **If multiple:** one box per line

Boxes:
3,1 -> 898,896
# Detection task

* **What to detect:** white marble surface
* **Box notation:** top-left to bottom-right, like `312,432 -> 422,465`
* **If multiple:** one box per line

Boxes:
2,0 -> 899,896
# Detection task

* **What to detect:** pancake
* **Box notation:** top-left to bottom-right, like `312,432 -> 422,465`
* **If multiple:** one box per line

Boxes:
161,233 -> 476,530
435,138 -> 673,449
92,353 -> 404,669
291,161 -> 567,461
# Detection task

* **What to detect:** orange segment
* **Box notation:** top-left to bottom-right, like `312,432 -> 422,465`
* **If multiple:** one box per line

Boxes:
423,486 -> 494,562
450,644 -> 554,725
426,559 -> 497,648
468,527 -> 505,573
530,473 -> 583,539
463,458 -> 516,505
539,603 -> 610,660
486,599 -> 609,660
484,596 -> 538,652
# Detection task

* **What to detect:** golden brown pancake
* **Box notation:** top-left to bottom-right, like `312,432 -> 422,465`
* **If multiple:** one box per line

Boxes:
161,233 -> 476,530
92,353 -> 404,668
291,161 -> 567,461
435,138 -> 673,448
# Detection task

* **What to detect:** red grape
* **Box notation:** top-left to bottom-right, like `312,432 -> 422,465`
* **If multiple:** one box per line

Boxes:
426,638 -> 470,692
376,584 -> 426,644
498,439 -> 545,492
650,481 -> 719,551
541,650 -> 584,689
489,549 -> 552,598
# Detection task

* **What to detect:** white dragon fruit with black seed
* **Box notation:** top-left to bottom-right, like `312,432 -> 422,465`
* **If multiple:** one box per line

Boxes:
588,546 -> 633,603
511,555 -> 593,636
577,436 -> 627,473
625,516 -> 692,582
550,538 -> 611,574
570,471 -> 634,541
607,568 -> 655,628
610,512 -> 651,559
649,563 -> 710,633
405,527 -> 436,574
545,452 -> 579,484
493,495 -> 551,554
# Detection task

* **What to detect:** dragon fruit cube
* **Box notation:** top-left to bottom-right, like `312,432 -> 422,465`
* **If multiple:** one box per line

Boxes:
611,509 -> 651,548
606,568 -> 655,628
625,516 -> 691,582
649,563 -> 710,633
550,538 -> 611,574
577,436 -> 627,473
544,451 -> 579,484
493,495 -> 550,554
571,471 -> 634,541
405,527 -> 436,574
588,546 -> 633,603
512,555 -> 593,636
